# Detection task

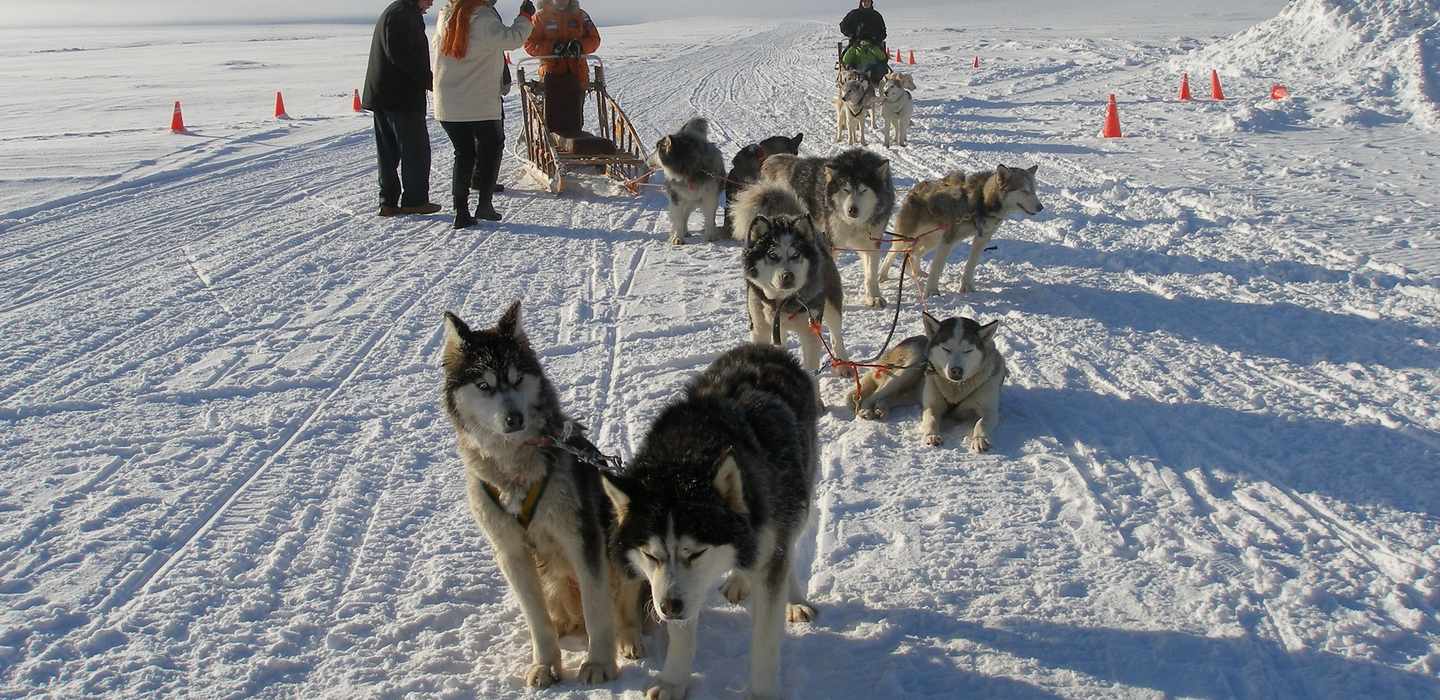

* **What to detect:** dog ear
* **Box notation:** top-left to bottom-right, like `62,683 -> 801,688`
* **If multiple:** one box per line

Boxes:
442,312 -> 470,365
922,311 -> 942,337
747,216 -> 771,245
658,135 -> 672,154
712,448 -> 748,515
876,159 -> 891,181
1026,164 -> 1039,177
996,164 -> 1012,181
496,300 -> 522,338
791,133 -> 804,150
978,319 -> 1001,342
793,215 -> 817,239
600,472 -> 631,524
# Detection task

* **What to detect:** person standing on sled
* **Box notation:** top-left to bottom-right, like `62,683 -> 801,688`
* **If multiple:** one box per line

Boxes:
523,0 -> 601,137
841,0 -> 889,85
434,0 -> 535,228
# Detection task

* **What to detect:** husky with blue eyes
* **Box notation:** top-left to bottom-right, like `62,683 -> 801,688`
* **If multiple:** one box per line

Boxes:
736,182 -> 848,377
600,344 -> 820,700
848,312 -> 1008,452
441,301 -> 646,689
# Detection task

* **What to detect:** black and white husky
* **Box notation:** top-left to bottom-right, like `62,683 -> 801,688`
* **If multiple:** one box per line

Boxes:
762,149 -> 896,308
654,117 -> 727,244
848,312 -> 1007,452
441,302 -> 645,688
735,182 -> 848,376
601,344 -> 819,700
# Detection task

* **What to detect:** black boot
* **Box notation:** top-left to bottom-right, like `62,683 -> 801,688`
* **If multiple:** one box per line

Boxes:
474,202 -> 502,221
454,211 -> 478,229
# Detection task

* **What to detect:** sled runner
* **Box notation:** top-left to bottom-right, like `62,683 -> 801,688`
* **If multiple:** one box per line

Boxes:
515,55 -> 648,194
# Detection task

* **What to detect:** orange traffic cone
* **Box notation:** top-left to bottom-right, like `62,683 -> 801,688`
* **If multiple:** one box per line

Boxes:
973,56 -> 980,69
1210,69 -> 1225,100
275,91 -> 289,119
170,101 -> 186,133
352,88 -> 362,113
1270,83 -> 1290,100
1101,94 -> 1122,138
1179,72 -> 1192,101
895,48 -> 902,62
908,49 -> 916,65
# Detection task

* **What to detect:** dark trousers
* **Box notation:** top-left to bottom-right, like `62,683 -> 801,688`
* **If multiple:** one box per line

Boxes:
372,110 -> 431,207
440,120 -> 504,214
544,71 -> 585,136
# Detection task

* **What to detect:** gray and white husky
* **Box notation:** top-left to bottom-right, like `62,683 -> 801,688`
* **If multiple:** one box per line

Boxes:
880,165 -> 1045,296
736,183 -> 849,377
601,344 -> 819,700
848,312 -> 1007,452
879,72 -> 915,147
835,70 -> 877,146
441,302 -> 646,689
654,117 -> 727,244
762,149 -> 896,308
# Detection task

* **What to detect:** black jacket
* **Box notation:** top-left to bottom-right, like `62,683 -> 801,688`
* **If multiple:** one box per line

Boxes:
840,6 -> 886,47
362,0 -> 433,112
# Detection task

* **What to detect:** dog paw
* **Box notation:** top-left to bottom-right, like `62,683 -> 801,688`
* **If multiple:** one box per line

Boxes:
619,636 -> 647,660
864,295 -> 886,308
525,663 -> 560,689
858,406 -> 886,420
923,432 -> 944,447
721,573 -> 751,605
647,681 -> 688,700
669,236 -> 685,246
967,433 -> 992,453
958,282 -> 975,294
846,391 -> 863,414
787,601 -> 818,623
577,660 -> 618,685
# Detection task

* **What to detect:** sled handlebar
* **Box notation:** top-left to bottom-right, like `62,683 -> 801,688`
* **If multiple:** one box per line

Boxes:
513,54 -> 606,70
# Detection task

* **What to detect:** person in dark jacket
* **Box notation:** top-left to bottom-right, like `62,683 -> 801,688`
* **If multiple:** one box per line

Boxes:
363,0 -> 442,217
840,0 -> 889,84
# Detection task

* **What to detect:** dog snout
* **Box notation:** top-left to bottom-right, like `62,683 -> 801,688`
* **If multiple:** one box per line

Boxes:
780,271 -> 796,288
946,367 -> 965,382
660,598 -> 686,619
503,411 -> 525,433
846,206 -> 859,218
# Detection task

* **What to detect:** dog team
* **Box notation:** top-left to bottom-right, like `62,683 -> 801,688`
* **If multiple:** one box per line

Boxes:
438,20 -> 1048,700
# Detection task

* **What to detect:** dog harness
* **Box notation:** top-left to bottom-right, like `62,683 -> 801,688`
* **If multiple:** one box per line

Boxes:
479,438 -> 556,529
749,281 -> 821,345
925,350 -> 1007,405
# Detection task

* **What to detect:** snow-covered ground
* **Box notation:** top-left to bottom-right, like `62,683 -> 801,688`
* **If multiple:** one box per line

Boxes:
2,3 -> 1439,697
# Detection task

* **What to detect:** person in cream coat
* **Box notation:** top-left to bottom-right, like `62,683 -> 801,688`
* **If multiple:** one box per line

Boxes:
434,0 -> 535,228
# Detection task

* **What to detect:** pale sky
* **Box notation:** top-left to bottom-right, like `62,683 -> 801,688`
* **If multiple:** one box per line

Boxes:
0,1 -> 1280,28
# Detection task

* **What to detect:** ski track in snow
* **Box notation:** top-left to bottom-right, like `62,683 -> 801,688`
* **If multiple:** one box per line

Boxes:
1,15 -> 1439,699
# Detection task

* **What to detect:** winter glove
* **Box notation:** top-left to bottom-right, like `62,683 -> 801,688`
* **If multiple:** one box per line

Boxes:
567,40 -> 584,57
518,0 -> 535,18
552,40 -> 569,57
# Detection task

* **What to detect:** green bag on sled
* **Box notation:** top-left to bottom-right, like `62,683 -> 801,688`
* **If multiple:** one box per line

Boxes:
842,40 -> 888,70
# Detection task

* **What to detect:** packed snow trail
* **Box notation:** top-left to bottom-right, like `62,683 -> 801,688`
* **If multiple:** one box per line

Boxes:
2,15 -> 1438,699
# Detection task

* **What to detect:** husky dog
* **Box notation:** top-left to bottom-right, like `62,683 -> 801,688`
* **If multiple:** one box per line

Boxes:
879,72 -> 915,147
600,344 -> 819,700
880,165 -> 1044,297
762,149 -> 896,308
835,71 -> 877,146
441,302 -> 646,689
723,132 -> 804,239
849,312 -> 1007,452
654,118 -> 726,244
736,183 -> 848,376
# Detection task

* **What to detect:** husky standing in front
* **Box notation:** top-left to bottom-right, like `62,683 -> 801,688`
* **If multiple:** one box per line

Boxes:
440,302 -> 645,689
849,312 -> 1008,452
654,117 -> 727,244
763,148 -> 896,308
733,181 -> 849,378
601,344 -> 819,700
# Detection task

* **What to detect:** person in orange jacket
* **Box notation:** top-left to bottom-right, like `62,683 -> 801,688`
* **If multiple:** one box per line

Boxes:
523,0 -> 601,135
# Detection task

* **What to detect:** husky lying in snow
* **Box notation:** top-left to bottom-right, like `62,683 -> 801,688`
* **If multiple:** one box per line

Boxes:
762,149 -> 897,308
880,165 -> 1045,297
724,132 -> 804,239
441,302 -> 645,689
654,117 -> 727,244
879,72 -> 915,147
601,343 -> 819,700
849,312 -> 1007,452
735,182 -> 848,378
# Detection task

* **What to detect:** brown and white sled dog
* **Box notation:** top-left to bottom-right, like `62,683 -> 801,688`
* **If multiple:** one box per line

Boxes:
848,312 -> 1007,452
834,69 -> 877,146
600,344 -> 820,700
734,182 -> 849,380
441,302 -> 645,688
762,148 -> 896,308
879,72 -> 915,147
880,165 -> 1045,297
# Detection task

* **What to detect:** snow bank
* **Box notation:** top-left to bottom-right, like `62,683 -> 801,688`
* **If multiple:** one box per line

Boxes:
1193,0 -> 1440,129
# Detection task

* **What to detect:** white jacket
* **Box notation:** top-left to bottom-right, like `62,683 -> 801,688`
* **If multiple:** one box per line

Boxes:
433,5 -> 532,122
